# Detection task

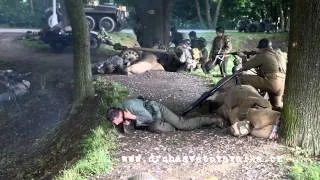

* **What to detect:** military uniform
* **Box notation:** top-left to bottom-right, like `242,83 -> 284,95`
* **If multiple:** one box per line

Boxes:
206,35 -> 232,76
212,85 -> 280,139
240,48 -> 286,108
170,31 -> 184,47
119,98 -> 223,133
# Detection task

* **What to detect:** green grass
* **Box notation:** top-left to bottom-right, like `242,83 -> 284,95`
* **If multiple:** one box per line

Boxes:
289,160 -> 320,180
56,123 -> 116,180
55,77 -> 128,180
17,38 -> 49,50
198,32 -> 288,51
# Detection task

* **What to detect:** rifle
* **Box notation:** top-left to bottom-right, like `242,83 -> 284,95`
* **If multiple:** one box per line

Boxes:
216,50 -> 257,58
181,72 -> 241,116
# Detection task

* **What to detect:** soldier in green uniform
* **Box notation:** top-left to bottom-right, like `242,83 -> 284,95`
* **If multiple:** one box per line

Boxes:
106,97 -> 224,133
170,27 -> 184,47
237,38 -> 287,110
206,27 -> 232,77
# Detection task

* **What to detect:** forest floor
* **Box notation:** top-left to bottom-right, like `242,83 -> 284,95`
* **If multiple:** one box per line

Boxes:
0,31 -> 293,180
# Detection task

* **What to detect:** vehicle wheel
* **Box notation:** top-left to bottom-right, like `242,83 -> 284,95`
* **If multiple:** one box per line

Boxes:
90,35 -> 101,49
120,49 -> 141,62
99,16 -> 116,32
50,41 -> 66,53
86,16 -> 95,31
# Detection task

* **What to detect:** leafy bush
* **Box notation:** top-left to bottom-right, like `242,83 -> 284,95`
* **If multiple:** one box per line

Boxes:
289,161 -> 320,180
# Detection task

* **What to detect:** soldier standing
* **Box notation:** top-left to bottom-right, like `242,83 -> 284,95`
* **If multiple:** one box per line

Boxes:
170,27 -> 184,47
206,27 -> 232,77
237,38 -> 287,110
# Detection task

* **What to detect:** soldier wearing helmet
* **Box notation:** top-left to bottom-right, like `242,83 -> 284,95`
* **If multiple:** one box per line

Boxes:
237,38 -> 287,110
206,26 -> 232,76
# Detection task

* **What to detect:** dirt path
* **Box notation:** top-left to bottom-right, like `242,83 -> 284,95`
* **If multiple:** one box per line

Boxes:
102,72 -> 290,180
0,33 -> 290,180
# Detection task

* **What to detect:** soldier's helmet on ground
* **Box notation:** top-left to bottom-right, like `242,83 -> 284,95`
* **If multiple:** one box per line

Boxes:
257,38 -> 272,49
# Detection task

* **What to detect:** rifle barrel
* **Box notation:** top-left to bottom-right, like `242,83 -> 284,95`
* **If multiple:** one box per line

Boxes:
181,72 -> 241,116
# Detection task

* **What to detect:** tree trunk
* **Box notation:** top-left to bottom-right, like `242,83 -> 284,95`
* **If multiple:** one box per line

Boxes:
279,0 -> 320,156
195,0 -> 206,28
64,0 -> 94,102
212,0 -> 223,29
60,1 -> 69,27
279,2 -> 285,32
205,0 -> 213,29
29,0 -> 34,15
135,0 -> 172,48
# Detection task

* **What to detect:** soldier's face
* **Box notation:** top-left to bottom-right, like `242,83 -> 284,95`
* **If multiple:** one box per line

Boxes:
112,111 -> 124,125
216,32 -> 223,37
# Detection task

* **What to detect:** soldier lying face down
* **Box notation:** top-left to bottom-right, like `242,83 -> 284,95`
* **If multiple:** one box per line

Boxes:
124,54 -> 165,75
106,97 -> 224,134
209,85 -> 280,139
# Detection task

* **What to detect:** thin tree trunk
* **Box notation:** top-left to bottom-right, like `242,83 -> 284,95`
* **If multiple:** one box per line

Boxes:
205,0 -> 213,29
279,3 -> 285,32
279,0 -> 320,156
29,0 -> 35,15
212,0 -> 223,29
64,0 -> 94,102
195,0 -> 206,28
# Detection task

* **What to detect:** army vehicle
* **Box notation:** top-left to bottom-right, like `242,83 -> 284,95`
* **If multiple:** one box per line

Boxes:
45,2 -> 129,32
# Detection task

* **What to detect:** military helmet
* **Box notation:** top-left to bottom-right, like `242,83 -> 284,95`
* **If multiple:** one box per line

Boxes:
257,38 -> 272,49
198,37 -> 207,49
188,31 -> 196,37
216,26 -> 225,33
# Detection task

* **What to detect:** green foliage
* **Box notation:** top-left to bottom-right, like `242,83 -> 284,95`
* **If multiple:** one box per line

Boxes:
55,77 -> 128,179
289,160 -> 320,180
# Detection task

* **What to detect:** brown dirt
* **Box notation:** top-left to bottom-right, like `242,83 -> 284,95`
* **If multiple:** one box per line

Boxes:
0,32 -> 291,180
99,72 -> 290,180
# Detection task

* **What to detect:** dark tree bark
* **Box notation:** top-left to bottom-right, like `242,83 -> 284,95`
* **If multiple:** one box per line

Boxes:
64,0 -> 94,102
29,0 -> 35,15
279,0 -> 320,156
205,0 -> 213,29
212,0 -> 223,29
195,0 -> 206,28
135,0 -> 172,48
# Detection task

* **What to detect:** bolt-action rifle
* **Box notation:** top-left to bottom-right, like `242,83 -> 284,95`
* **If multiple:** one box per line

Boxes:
181,71 -> 241,116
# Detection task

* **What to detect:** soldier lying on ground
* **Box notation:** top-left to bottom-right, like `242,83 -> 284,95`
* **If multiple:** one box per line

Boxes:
0,70 -> 31,103
125,54 -> 165,75
106,97 -> 224,134
208,84 -> 280,139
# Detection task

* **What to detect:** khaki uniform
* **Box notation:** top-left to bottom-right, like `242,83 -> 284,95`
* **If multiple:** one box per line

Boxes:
240,48 -> 287,108
206,35 -> 232,76
125,54 -> 165,75
212,85 -> 280,139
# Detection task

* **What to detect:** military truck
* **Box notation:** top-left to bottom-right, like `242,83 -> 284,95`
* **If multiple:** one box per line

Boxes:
44,2 -> 129,32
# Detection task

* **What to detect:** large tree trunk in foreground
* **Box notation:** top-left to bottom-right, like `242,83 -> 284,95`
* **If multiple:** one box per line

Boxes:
64,0 -> 94,102
205,0 -> 213,29
279,0 -> 320,156
212,0 -> 223,29
135,0 -> 172,48
195,0 -> 206,28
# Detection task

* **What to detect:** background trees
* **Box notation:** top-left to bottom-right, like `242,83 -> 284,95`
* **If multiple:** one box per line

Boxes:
0,0 -> 290,30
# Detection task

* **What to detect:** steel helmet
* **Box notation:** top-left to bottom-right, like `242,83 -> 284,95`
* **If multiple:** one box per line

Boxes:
257,38 -> 272,49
